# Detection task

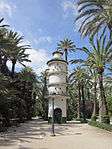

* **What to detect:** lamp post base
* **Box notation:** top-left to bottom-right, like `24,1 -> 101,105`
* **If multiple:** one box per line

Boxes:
51,134 -> 56,137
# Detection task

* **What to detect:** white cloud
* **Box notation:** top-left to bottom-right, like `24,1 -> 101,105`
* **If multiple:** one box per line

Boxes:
7,48 -> 50,75
61,1 -> 78,19
61,0 -> 82,32
63,1 -> 75,12
0,0 -> 16,18
25,48 -> 50,74
26,49 -> 49,65
34,36 -> 52,46
6,29 -> 51,75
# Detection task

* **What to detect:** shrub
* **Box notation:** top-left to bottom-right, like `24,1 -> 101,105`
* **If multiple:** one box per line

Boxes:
91,116 -> 97,121
80,118 -> 88,123
76,118 -> 88,123
89,121 -> 112,132
101,115 -> 110,124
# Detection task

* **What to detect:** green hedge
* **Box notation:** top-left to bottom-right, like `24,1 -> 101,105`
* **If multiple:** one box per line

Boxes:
89,121 -> 112,132
76,118 -> 88,123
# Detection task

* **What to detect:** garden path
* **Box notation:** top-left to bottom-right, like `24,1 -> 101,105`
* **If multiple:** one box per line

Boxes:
0,118 -> 112,149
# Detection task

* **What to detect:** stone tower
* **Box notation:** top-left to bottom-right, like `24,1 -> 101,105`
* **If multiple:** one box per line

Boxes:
47,51 -> 68,123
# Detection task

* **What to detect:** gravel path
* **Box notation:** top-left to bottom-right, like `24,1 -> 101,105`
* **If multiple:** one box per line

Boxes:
0,118 -> 112,149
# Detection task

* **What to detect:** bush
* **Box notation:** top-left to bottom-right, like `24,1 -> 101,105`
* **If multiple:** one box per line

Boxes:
89,121 -> 112,132
75,118 -> 88,123
91,116 -> 97,121
80,118 -> 88,123
101,115 -> 110,124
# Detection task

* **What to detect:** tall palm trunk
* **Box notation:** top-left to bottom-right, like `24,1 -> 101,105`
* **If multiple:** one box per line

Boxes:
91,81 -> 97,121
81,83 -> 86,121
42,75 -> 48,120
11,61 -> 16,78
98,73 -> 110,123
0,51 -> 2,66
77,83 -> 81,119
2,55 -> 7,70
3,55 -> 7,65
87,88 -> 90,100
64,49 -> 68,62
0,53 -> 2,72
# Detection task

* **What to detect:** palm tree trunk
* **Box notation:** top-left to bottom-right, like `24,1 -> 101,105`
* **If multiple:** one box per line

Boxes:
1,55 -> 8,74
81,84 -> 86,121
42,75 -> 48,120
77,83 -> 81,119
87,88 -> 90,100
65,49 -> 68,62
11,61 -> 16,78
0,53 -> 2,71
98,73 -> 110,123
91,81 -> 97,121
3,55 -> 7,65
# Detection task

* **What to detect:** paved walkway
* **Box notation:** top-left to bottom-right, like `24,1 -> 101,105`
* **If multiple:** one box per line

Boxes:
0,118 -> 112,149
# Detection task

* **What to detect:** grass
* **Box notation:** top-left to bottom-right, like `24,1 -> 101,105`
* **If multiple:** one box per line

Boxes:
89,121 -> 112,132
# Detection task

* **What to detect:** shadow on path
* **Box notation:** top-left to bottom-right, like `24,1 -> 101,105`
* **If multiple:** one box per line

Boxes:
0,118 -> 83,147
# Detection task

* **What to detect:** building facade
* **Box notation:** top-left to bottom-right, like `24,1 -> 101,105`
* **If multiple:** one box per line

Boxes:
47,51 -> 68,123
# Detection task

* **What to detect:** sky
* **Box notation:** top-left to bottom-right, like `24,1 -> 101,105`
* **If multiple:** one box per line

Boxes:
0,0 -> 89,75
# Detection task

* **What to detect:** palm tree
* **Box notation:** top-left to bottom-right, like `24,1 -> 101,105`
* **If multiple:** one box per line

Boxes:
0,18 -> 9,28
71,58 -> 98,121
19,67 -> 37,120
69,67 -> 82,119
89,69 -> 98,121
69,67 -> 89,121
0,19 -> 10,75
104,75 -> 112,116
76,0 -> 112,36
10,46 -> 31,78
0,28 -> 11,75
34,71 -> 48,119
41,71 -> 48,120
74,33 -> 112,123
1,30 -> 31,77
57,38 -> 75,62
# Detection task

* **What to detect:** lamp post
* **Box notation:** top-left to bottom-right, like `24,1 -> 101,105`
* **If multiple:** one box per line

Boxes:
51,97 -> 55,136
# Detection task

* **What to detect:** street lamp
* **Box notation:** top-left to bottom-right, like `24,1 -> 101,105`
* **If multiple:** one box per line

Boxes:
51,93 -> 56,136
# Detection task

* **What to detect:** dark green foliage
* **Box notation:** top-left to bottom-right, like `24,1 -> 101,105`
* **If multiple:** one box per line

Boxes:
69,67 -> 93,121
35,72 -> 48,120
67,85 -> 77,120
57,38 -> 75,62
0,19 -> 38,131
76,0 -> 112,36
100,115 -> 110,124
0,67 -> 37,130
80,118 -> 88,123
91,116 -> 97,122
107,96 -> 112,116
89,121 -> 112,132
17,67 -> 37,120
